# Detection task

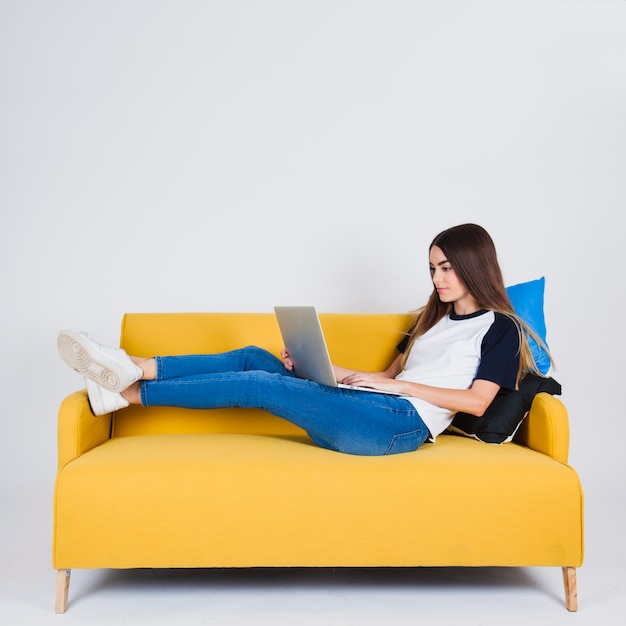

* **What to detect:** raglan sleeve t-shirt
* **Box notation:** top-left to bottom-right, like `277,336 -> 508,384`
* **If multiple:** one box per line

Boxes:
395,310 -> 520,440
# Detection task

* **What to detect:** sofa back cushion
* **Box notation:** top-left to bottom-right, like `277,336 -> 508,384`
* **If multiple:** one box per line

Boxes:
113,312 -> 415,437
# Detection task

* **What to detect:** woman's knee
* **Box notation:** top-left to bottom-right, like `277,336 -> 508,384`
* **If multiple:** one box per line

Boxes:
240,345 -> 287,373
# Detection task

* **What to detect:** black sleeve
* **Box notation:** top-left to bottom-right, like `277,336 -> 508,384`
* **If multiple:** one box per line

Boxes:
475,313 -> 520,391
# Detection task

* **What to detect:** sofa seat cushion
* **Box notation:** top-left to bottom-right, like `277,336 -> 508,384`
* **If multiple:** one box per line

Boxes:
53,433 -> 583,570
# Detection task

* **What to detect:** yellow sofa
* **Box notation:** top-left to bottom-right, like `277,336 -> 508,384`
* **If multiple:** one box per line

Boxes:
53,313 -> 584,613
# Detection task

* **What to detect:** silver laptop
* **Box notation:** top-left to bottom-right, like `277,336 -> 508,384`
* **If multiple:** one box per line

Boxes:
274,306 -> 406,396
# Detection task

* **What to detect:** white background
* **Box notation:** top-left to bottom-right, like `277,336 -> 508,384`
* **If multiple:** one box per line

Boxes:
1,1 -> 625,623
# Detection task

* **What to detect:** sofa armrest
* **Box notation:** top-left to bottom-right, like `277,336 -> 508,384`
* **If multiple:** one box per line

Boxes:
514,392 -> 570,463
57,390 -> 112,469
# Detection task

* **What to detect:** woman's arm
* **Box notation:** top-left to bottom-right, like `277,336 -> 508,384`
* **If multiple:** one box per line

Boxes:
284,346 -> 498,417
399,378 -> 500,417
340,365 -> 500,418
281,348 -> 404,382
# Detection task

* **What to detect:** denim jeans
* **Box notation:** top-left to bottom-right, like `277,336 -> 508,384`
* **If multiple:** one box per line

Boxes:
140,346 -> 429,456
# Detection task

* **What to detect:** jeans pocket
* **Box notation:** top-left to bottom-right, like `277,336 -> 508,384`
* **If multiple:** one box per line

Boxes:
385,428 -> 427,455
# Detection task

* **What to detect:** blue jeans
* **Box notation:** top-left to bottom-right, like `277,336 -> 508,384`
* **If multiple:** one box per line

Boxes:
140,346 -> 429,456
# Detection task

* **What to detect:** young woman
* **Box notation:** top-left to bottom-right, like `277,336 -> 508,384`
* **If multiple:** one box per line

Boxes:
58,223 -> 547,457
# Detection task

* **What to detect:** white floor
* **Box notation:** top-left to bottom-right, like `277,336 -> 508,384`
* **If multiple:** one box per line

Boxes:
0,483 -> 623,626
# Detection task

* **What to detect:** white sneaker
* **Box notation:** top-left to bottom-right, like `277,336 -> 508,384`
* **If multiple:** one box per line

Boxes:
86,378 -> 129,416
57,329 -> 143,393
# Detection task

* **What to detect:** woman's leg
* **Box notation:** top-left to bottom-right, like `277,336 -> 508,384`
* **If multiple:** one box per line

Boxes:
153,346 -> 291,380
59,332 -> 428,456
58,329 -> 285,391
140,371 -> 429,456
131,356 -> 156,380
123,346 -> 292,405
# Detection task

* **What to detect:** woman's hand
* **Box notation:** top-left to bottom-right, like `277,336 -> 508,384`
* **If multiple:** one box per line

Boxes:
339,371 -> 403,394
333,356 -> 404,393
280,348 -> 294,371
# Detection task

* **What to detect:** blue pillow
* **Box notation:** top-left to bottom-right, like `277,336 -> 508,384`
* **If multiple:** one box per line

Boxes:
506,277 -> 551,375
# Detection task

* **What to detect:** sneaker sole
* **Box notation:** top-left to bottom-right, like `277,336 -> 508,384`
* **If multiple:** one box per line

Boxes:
57,330 -> 137,393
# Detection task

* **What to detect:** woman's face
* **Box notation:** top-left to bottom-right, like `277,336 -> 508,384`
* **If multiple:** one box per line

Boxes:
429,245 -> 480,315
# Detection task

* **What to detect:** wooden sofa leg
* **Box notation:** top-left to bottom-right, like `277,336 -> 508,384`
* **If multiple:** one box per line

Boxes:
562,566 -> 577,612
55,569 -> 71,614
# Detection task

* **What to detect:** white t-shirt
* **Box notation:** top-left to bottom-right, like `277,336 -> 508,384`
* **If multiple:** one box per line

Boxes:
396,309 -> 519,440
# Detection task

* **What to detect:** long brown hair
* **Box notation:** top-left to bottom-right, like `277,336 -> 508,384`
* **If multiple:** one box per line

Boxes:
401,223 -> 551,383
